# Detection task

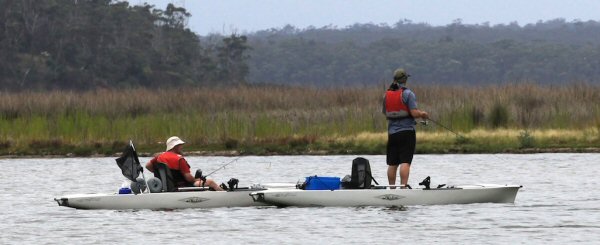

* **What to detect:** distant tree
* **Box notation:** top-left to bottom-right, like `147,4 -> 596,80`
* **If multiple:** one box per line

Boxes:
0,0 -> 249,90
244,20 -> 600,86
216,34 -> 250,84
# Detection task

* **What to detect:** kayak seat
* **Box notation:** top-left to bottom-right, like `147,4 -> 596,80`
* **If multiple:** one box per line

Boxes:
153,162 -> 178,192
342,157 -> 375,189
353,157 -> 372,189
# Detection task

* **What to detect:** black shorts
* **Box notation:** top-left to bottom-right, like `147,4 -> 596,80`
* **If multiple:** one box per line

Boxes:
386,130 -> 416,165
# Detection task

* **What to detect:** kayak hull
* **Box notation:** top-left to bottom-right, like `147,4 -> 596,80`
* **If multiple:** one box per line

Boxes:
55,184 -> 521,209
250,184 -> 522,207
55,188 -> 267,210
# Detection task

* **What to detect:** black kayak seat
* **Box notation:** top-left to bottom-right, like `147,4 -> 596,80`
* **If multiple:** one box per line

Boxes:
153,162 -> 178,192
350,157 -> 373,189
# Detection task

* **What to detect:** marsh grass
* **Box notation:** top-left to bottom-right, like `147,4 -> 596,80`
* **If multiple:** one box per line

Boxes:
327,128 -> 599,154
0,83 -> 599,155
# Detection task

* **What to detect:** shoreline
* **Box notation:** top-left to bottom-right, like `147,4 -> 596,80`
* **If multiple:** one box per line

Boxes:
2,147 -> 599,159
2,128 -> 598,158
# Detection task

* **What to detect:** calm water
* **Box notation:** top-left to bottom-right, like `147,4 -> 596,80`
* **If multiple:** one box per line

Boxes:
1,154 -> 599,244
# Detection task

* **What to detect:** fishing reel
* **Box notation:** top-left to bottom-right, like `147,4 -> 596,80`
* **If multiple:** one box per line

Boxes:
419,176 -> 431,189
195,169 -> 206,181
418,176 -> 446,189
220,178 -> 239,191
228,178 -> 239,190
195,169 -> 207,187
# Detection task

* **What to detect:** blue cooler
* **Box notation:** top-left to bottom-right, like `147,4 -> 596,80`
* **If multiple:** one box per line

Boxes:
304,176 -> 341,190
118,187 -> 132,194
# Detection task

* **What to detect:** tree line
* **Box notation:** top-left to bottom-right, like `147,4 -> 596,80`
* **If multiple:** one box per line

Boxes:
2,1 -> 600,90
245,19 -> 600,86
0,0 -> 249,90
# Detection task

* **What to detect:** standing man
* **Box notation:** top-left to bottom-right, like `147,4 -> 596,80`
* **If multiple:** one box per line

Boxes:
382,69 -> 429,188
146,136 -> 224,191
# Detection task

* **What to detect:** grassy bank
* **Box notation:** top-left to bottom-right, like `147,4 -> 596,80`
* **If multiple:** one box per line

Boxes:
0,84 -> 599,156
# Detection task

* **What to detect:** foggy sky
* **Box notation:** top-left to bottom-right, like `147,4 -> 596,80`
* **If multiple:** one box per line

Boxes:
136,0 -> 600,35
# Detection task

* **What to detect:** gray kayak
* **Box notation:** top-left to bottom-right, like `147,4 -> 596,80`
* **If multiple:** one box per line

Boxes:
54,183 -> 296,210
250,184 -> 522,207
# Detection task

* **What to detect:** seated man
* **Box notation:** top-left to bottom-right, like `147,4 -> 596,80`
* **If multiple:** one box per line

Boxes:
146,136 -> 224,191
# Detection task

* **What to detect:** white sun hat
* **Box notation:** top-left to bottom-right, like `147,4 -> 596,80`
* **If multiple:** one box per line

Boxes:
165,136 -> 185,151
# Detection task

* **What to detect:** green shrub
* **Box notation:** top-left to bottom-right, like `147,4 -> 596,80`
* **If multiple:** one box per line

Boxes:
489,103 -> 509,128
471,106 -> 484,127
224,138 -> 239,149
455,135 -> 470,145
518,130 -> 535,148
0,140 -> 11,149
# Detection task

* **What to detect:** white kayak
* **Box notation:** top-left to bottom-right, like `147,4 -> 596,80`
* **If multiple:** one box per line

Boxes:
55,141 -> 298,210
250,184 -> 522,207
55,184 -> 295,210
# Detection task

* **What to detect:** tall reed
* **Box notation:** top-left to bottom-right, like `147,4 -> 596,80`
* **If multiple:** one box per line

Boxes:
0,83 -> 598,152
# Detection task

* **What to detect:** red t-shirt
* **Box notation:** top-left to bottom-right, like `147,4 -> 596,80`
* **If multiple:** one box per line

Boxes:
150,151 -> 191,174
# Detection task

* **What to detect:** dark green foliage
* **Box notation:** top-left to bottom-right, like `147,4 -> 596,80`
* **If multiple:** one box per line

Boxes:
518,130 -> 535,148
0,0 -> 249,90
286,136 -> 316,151
455,135 -> 470,145
0,140 -> 11,149
217,35 -> 251,84
489,103 -> 509,128
471,106 -> 484,127
597,120 -> 600,141
244,20 -> 600,86
224,138 -> 239,149
4,2 -> 600,90
28,139 -> 64,149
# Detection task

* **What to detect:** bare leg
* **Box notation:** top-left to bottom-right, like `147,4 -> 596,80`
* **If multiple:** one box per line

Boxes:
387,165 -> 398,188
399,163 -> 411,188
195,179 -> 225,191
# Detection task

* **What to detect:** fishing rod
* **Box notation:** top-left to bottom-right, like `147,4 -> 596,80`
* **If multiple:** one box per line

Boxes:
203,156 -> 243,178
424,118 -> 511,163
426,118 -> 463,138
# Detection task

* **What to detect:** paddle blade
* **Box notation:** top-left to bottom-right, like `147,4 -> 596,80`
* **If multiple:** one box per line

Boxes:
115,142 -> 143,182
